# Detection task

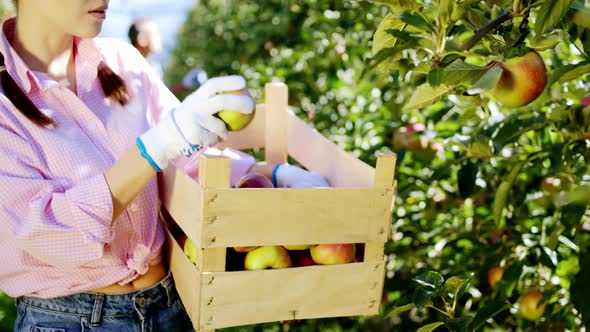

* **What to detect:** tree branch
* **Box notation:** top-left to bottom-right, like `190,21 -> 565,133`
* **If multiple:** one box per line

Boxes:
461,10 -> 514,51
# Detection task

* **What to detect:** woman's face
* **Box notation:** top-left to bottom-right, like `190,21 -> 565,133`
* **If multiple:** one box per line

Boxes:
20,0 -> 110,38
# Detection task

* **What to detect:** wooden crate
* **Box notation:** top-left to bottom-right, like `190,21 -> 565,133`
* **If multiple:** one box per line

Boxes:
158,83 -> 397,331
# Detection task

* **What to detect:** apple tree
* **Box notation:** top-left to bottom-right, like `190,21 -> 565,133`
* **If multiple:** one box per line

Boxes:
167,0 -> 590,330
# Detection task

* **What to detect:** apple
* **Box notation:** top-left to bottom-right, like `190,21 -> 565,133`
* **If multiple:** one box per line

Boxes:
581,95 -> 590,107
290,250 -> 316,267
393,123 -> 426,151
310,244 -> 355,265
235,172 -> 274,189
234,246 -> 257,253
244,246 -> 292,270
490,50 -> 547,108
216,88 -> 255,131
572,9 -> 590,29
518,289 -> 546,321
283,245 -> 313,250
183,238 -> 198,264
487,266 -> 504,288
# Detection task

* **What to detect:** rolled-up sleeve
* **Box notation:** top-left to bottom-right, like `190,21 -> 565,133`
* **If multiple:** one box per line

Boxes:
174,147 -> 257,186
0,126 -> 114,268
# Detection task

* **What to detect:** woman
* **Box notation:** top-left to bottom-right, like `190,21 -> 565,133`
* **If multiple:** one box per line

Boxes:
0,1 -> 329,331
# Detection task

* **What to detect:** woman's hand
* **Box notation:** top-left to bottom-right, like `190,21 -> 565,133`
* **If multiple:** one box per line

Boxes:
137,75 -> 254,171
273,164 -> 331,188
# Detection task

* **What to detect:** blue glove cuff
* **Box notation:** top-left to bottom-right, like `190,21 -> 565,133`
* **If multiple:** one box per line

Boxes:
136,137 -> 162,172
271,163 -> 283,187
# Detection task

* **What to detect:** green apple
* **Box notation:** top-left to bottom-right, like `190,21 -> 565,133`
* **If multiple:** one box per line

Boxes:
216,89 -> 255,131
283,245 -> 313,250
518,289 -> 546,321
244,246 -> 292,270
310,244 -> 355,265
234,246 -> 257,253
183,238 -> 198,264
490,50 -> 547,108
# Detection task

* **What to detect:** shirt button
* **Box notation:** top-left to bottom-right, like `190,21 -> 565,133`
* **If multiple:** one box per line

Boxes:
130,203 -> 139,212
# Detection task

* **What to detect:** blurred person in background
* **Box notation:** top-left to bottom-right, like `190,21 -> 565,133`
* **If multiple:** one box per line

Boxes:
0,0 -> 328,331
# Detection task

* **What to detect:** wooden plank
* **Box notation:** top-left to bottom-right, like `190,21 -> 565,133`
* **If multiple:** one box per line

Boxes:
165,228 -> 202,331
159,165 -> 204,248
199,261 -> 386,329
198,155 -> 230,272
264,83 -> 289,164
365,153 -> 397,262
287,113 -> 375,188
200,187 -> 394,247
216,105 -> 266,150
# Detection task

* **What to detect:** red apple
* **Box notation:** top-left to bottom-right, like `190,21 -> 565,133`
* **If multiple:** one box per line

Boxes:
290,250 -> 316,267
244,246 -> 292,270
518,289 -> 546,321
581,95 -> 590,107
487,266 -> 504,288
234,246 -> 257,253
235,172 -> 274,188
490,50 -> 547,108
310,244 -> 356,265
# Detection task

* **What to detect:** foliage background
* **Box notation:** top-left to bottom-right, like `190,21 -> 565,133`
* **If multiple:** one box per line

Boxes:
167,0 -> 590,331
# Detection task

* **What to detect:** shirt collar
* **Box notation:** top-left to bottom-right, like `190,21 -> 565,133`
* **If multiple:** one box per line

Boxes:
0,17 -> 103,93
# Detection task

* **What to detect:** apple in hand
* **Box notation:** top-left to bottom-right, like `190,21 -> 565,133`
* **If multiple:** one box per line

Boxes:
216,88 -> 255,131
310,244 -> 355,265
518,289 -> 546,321
290,250 -> 316,267
184,238 -> 198,264
487,266 -> 504,288
235,172 -> 274,189
283,245 -> 313,250
244,246 -> 292,270
489,50 -> 547,108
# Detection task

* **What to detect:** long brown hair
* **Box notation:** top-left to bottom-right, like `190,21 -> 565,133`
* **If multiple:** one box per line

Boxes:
0,54 -> 130,128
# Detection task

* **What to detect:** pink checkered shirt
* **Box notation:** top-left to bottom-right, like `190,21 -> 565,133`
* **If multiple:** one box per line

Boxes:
0,18 -> 255,298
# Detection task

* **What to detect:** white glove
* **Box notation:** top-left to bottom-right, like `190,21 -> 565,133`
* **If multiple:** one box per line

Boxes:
182,68 -> 208,90
272,164 -> 331,188
137,75 -> 254,171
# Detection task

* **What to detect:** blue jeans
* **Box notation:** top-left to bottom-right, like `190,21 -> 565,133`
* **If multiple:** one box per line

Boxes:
13,272 -> 195,332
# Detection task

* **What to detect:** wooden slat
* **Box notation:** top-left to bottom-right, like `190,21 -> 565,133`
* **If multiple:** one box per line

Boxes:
264,83 -> 289,164
200,187 -> 394,247
216,105 -> 266,150
165,228 -> 202,331
198,155 -> 230,272
365,153 -> 397,262
199,261 -> 386,329
287,113 -> 375,188
159,165 -> 204,248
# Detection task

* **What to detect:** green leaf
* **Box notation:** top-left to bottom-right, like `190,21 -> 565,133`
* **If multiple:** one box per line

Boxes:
493,160 -> 526,225
562,186 -> 590,206
440,60 -> 491,87
444,276 -> 471,300
372,13 -> 405,56
399,11 -> 436,33
492,114 -> 546,147
571,249 -> 590,326
415,271 -> 445,289
417,322 -> 445,332
528,33 -> 562,51
458,161 -> 479,198
470,65 -> 503,91
469,300 -> 511,330
534,0 -> 575,36
413,287 -> 436,308
445,316 -> 473,332
386,303 -> 416,317
406,84 -> 454,110
549,61 -> 590,85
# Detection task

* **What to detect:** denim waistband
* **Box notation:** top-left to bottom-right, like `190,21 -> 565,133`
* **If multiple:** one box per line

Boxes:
18,271 -> 177,320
